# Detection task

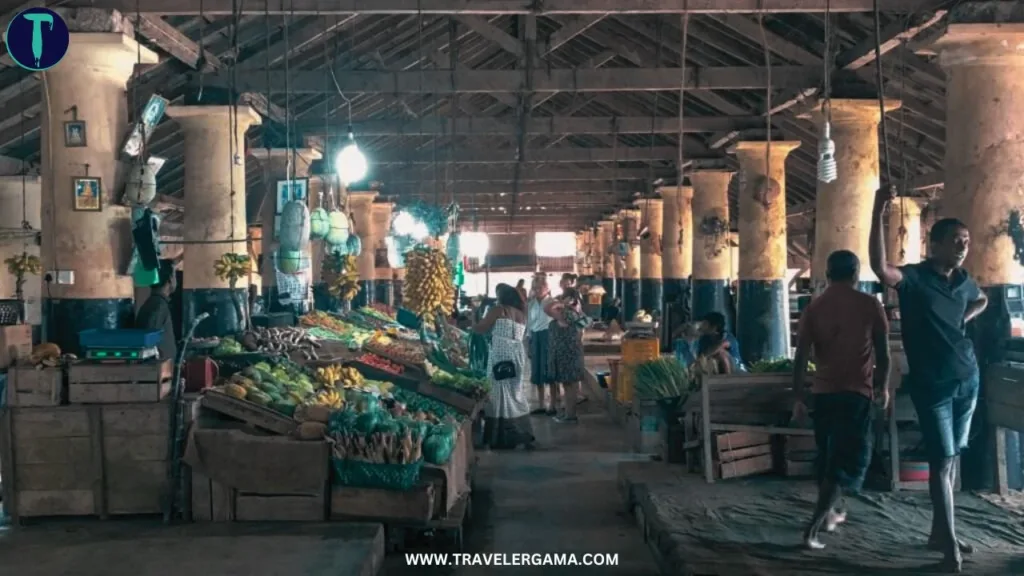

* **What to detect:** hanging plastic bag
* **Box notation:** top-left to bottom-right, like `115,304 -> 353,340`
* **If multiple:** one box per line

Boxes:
325,211 -> 350,246
310,208 -> 330,239
346,234 -> 362,257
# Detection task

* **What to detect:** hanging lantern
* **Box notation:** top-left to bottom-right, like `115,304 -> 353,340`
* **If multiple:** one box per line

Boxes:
310,208 -> 330,239
325,210 -> 350,246
123,156 -> 164,206
346,233 -> 362,257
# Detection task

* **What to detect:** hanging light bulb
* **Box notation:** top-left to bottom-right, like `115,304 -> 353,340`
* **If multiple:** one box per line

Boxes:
336,131 -> 368,186
817,121 -> 837,184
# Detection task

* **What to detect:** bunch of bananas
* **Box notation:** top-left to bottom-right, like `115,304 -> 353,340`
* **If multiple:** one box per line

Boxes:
315,364 -> 363,389
322,253 -> 360,301
213,253 -> 251,283
315,389 -> 343,409
403,246 -> 455,317
5,253 -> 41,277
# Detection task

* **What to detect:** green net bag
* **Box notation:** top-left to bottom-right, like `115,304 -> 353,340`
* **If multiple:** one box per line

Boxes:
332,458 -> 423,491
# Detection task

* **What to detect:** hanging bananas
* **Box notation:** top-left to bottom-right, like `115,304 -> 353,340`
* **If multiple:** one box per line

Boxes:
403,246 -> 455,318
322,253 -> 360,301
5,253 -> 41,277
213,253 -> 250,283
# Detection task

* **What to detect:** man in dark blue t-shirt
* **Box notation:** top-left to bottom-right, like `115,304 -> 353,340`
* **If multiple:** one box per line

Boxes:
869,186 -> 988,573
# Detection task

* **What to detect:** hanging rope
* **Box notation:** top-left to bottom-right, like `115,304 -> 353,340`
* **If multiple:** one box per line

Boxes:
873,0 -> 894,189
897,37 -> 909,261
134,0 -> 146,165
197,0 -> 206,100
758,9 -> 773,184
644,19 -> 664,233
676,10 -> 689,195
227,0 -> 240,247
821,0 -> 833,128
285,1 -> 294,182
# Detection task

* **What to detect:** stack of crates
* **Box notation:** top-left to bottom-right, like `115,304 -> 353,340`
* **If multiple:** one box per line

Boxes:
616,336 -> 659,405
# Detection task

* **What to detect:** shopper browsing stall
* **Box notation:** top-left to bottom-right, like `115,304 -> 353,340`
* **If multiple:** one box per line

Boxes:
544,288 -> 587,423
475,284 -> 535,450
527,273 -> 557,415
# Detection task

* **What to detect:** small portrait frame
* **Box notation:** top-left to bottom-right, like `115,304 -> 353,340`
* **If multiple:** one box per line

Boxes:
63,121 -> 87,148
72,177 -> 102,212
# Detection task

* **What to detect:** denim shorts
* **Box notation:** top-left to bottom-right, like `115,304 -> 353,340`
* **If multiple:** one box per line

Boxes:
812,392 -> 874,492
909,373 -> 979,461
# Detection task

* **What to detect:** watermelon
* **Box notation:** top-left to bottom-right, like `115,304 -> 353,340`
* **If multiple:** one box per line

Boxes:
346,234 -> 362,257
325,211 -> 350,246
277,249 -> 305,274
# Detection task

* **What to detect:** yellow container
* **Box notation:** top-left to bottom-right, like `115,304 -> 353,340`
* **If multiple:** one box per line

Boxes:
617,337 -> 659,403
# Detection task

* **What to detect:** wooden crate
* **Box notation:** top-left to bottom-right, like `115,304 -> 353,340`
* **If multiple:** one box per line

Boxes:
421,420 -> 471,519
5,366 -> 65,407
0,324 -> 32,369
329,483 -> 435,523
68,360 -> 173,404
199,390 -> 298,435
0,402 -> 175,522
190,471 -> 328,522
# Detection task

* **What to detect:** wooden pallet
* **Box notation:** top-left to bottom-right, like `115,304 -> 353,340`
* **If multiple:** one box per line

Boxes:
199,390 -> 298,436
67,360 -> 173,404
5,366 -> 65,407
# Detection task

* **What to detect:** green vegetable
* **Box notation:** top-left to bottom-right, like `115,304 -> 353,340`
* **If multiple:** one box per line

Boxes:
633,357 -> 696,401
747,358 -> 816,373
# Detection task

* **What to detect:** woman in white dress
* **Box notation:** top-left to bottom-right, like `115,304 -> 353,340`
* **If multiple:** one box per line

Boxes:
474,283 -> 536,450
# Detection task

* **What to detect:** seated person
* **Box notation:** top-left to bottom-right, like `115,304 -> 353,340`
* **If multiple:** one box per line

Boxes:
700,311 -> 745,371
696,332 -> 733,375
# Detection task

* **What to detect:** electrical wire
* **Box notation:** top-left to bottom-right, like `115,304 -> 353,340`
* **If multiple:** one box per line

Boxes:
676,10 -> 689,196
758,8 -> 773,184
227,0 -> 240,249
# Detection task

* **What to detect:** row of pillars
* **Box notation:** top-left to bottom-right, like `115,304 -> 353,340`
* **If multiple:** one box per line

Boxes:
0,17 -> 410,350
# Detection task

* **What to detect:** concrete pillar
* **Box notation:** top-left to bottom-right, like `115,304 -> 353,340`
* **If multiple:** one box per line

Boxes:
41,31 -> 158,352
250,148 -> 321,311
689,171 -> 734,326
0,176 -> 41,327
348,192 -> 378,308
802,99 -> 900,291
618,208 -> 642,320
166,106 -> 261,337
597,220 -> 616,298
931,5 -> 1024,490
372,201 -> 395,306
639,198 -> 665,316
886,198 -> 926,267
733,141 -> 801,363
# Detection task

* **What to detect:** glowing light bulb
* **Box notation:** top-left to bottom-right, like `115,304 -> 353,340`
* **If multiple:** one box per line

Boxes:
336,134 -> 368,186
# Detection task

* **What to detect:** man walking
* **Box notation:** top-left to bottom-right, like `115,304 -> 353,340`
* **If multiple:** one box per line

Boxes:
792,250 -> 890,550
526,273 -> 557,415
869,186 -> 987,573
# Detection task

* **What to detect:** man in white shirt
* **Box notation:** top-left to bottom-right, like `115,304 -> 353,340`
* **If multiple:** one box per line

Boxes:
527,273 -> 557,415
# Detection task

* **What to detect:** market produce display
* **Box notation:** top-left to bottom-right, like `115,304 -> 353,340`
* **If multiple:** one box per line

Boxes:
389,387 -> 464,423
429,368 -> 489,400
300,311 -> 375,348
240,327 -> 322,359
363,335 -> 425,367
214,360 -> 317,417
321,253 -> 360,301
748,358 -> 816,373
359,306 -> 395,323
356,352 -> 405,375
634,357 -> 696,402
403,246 -> 455,318
213,337 -> 244,356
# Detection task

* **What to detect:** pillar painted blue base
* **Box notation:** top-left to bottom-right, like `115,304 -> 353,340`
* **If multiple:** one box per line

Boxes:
313,283 -> 341,312
602,277 -> 614,301
962,284 -> 1018,491
375,280 -> 394,306
692,279 -> 731,330
45,298 -> 134,355
736,279 -> 789,364
622,279 -> 641,321
183,288 -> 246,338
393,280 -> 404,308
662,278 -> 691,351
354,280 -> 374,309
640,279 -> 663,317
663,278 -> 690,308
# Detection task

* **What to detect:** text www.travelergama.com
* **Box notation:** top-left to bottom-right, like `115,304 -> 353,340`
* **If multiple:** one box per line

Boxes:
405,553 -> 620,566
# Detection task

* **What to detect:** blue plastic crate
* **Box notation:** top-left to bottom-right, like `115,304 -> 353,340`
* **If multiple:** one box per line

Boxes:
78,329 -> 164,349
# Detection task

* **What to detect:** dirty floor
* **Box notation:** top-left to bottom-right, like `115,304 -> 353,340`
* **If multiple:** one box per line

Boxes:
381,395 -> 661,575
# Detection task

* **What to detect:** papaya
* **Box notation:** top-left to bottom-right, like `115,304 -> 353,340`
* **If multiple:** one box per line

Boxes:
295,421 -> 327,440
224,383 -> 247,399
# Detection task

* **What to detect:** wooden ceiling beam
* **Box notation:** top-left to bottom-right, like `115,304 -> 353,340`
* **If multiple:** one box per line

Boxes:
299,115 -> 765,135
68,0 -> 941,16
373,145 -> 716,164
203,66 -> 822,94
380,166 -> 668,183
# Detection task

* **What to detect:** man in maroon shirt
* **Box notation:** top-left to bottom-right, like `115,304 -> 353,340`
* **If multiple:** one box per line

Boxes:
792,250 -> 891,550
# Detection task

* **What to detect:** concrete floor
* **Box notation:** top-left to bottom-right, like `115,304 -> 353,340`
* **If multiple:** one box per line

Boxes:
382,393 -> 662,576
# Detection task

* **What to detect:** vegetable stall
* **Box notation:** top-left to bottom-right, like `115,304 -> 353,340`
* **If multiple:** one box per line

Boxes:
183,303 -> 488,545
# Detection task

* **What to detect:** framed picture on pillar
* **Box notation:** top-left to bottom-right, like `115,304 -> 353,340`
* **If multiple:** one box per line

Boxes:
290,178 -> 309,204
63,121 -> 87,148
276,178 -> 309,213
72,177 -> 102,212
